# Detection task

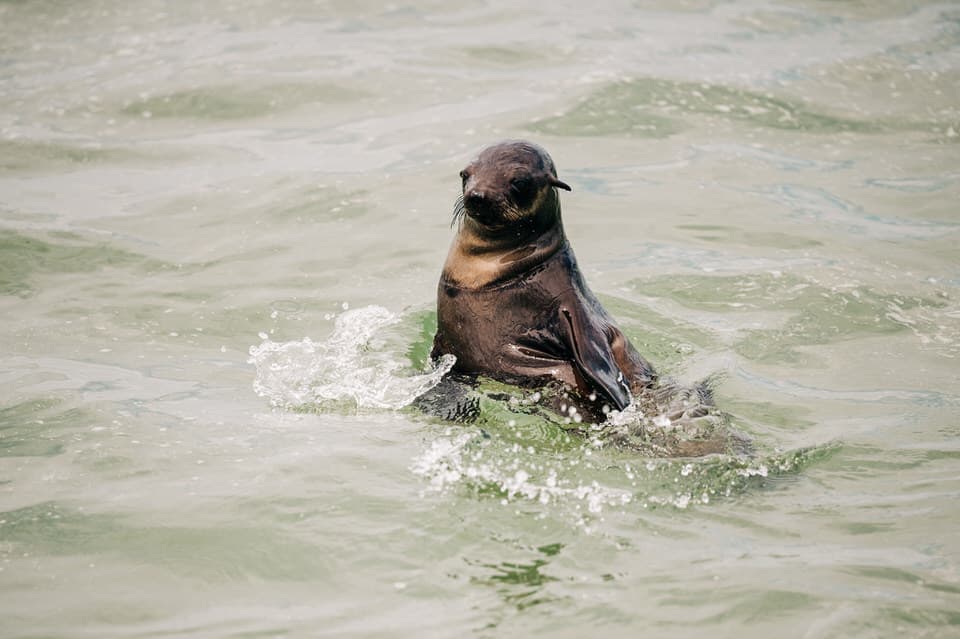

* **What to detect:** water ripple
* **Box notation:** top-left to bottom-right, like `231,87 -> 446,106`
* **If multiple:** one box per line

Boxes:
736,367 -> 960,408
750,183 -> 959,239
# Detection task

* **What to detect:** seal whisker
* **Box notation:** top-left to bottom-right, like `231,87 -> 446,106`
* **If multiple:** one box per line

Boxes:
451,195 -> 466,228
501,204 -> 527,224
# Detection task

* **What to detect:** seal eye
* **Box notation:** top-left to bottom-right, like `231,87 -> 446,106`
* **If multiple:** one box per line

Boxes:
509,176 -> 537,209
459,169 -> 470,187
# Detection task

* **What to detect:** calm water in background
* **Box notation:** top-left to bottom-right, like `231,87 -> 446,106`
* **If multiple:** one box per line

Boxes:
2,1 -> 959,637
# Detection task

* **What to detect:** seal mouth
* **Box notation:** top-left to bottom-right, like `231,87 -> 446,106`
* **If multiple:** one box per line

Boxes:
464,191 -> 503,226
451,193 -> 515,229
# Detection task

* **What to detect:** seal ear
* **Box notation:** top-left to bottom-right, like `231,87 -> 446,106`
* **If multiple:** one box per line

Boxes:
557,301 -> 632,411
549,177 -> 572,191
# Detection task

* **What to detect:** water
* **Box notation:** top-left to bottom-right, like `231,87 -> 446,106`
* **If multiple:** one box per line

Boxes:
2,1 -> 959,637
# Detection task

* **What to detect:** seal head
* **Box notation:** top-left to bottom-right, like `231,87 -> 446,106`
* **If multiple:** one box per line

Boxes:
455,140 -> 570,234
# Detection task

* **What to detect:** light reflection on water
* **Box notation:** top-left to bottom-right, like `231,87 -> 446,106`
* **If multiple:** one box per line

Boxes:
1,1 -> 959,637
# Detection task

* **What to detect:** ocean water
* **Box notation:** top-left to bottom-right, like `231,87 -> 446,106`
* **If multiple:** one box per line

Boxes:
1,1 -> 959,637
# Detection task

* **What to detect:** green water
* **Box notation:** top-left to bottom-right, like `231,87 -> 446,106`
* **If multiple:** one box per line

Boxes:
2,1 -> 959,637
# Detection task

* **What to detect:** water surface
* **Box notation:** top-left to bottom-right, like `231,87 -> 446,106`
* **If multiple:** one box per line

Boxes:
2,1 -> 959,637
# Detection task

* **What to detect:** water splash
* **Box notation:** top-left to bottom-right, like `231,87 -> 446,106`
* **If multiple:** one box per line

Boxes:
248,305 -> 455,410
412,424 -> 838,516
410,430 -> 634,519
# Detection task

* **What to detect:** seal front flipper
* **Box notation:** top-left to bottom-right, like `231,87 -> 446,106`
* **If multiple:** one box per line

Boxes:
608,324 -> 657,392
556,299 -> 632,411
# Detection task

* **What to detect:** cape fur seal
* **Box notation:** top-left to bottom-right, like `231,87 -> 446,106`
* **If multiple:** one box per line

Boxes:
430,140 -> 656,419
426,140 -> 750,456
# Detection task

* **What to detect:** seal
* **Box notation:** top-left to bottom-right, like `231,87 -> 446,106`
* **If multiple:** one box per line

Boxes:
423,140 -> 753,457
430,140 -> 657,419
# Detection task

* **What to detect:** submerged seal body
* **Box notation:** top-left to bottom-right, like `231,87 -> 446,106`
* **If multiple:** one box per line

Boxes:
430,140 -> 656,418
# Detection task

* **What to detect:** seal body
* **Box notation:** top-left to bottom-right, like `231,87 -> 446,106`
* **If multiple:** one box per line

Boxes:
431,140 -> 655,415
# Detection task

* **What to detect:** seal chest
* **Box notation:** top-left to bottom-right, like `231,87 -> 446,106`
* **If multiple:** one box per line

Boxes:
431,140 -> 656,418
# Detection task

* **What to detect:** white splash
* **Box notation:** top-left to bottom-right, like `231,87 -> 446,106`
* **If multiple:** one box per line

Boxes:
606,401 -> 645,426
248,305 -> 454,410
411,431 -> 633,514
